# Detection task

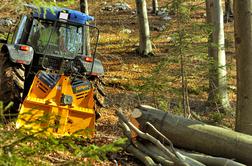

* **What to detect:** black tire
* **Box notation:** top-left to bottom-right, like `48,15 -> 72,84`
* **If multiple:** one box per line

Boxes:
0,52 -> 25,116
94,78 -> 106,108
93,78 -> 106,120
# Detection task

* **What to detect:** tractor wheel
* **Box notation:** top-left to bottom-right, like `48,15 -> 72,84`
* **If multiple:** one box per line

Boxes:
94,78 -> 106,108
94,78 -> 106,120
0,52 -> 25,116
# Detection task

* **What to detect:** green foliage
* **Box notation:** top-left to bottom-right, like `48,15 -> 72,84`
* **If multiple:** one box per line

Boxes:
209,112 -> 225,123
0,123 -> 126,165
121,83 -> 142,91
75,138 -> 126,161
26,0 -> 76,8
0,101 -> 14,122
0,154 -> 32,166
14,0 -> 77,10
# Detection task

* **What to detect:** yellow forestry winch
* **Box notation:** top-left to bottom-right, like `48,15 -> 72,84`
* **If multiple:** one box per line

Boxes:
16,71 -> 96,137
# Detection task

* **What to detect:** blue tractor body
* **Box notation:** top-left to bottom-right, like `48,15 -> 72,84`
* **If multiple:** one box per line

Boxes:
33,7 -> 94,25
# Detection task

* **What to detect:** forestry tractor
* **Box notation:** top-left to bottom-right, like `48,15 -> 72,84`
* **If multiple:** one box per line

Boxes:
0,6 -> 105,137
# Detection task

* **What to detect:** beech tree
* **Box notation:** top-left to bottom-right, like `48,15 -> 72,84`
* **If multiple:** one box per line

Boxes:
80,0 -> 90,56
152,0 -> 158,14
234,0 -> 252,135
206,0 -> 231,112
225,0 -> 233,20
135,0 -> 153,56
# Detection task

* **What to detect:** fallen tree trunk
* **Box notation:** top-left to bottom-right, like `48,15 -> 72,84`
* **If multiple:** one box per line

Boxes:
117,109 -> 205,166
132,105 -> 252,165
177,150 -> 245,166
125,143 -> 156,166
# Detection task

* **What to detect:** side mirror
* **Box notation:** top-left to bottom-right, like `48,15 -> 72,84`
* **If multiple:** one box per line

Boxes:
0,38 -> 7,43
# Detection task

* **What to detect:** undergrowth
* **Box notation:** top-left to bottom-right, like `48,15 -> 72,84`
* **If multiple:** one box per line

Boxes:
0,119 -> 126,165
138,1 -> 210,114
0,86 -> 125,164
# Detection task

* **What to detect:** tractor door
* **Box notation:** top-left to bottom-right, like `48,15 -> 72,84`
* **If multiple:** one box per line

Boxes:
11,15 -> 32,45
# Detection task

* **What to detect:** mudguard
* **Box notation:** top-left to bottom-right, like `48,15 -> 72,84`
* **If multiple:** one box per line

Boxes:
3,44 -> 34,65
83,58 -> 104,76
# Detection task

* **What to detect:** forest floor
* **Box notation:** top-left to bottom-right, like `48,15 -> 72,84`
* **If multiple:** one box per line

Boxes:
0,0 -> 237,165
94,0 -> 236,164
94,0 -> 236,137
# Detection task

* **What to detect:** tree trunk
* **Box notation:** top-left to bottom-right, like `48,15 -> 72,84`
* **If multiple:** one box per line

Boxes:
206,0 -> 231,112
80,0 -> 91,56
152,0 -> 158,14
234,0 -> 252,135
135,0 -> 153,56
132,105 -> 252,165
80,0 -> 86,14
225,0 -> 233,19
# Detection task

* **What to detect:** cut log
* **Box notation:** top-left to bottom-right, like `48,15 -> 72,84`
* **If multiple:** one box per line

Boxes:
117,109 -> 189,166
134,141 -> 174,166
124,143 -> 156,166
177,149 -> 246,166
132,105 -> 252,165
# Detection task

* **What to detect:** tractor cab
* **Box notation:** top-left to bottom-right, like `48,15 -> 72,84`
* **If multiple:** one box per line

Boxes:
30,7 -> 93,57
29,7 -> 102,74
